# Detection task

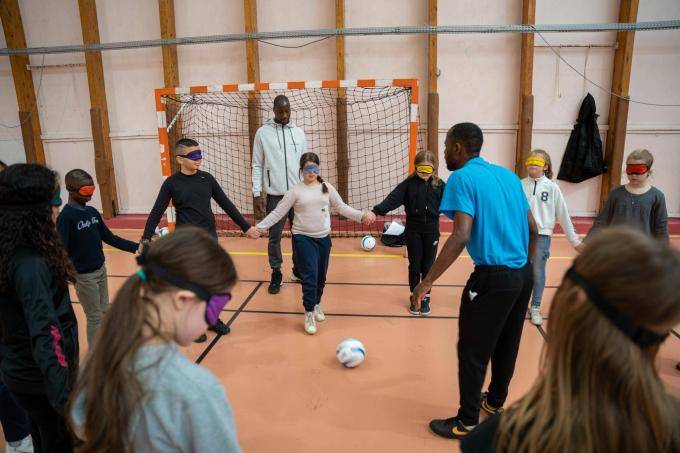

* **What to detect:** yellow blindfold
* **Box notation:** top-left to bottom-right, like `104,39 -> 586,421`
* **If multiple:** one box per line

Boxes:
416,165 -> 434,174
525,157 -> 546,168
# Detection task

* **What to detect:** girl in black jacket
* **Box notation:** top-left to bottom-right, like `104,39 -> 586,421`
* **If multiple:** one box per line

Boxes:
373,150 -> 445,316
0,164 -> 78,453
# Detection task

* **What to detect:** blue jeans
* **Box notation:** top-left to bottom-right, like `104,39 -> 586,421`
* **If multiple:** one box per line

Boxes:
0,382 -> 30,443
531,235 -> 551,309
292,235 -> 331,312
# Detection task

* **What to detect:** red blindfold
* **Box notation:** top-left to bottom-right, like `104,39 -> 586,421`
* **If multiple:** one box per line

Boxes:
626,164 -> 648,175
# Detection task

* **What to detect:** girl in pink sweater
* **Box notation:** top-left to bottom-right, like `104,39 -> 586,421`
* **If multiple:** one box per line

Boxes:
257,152 -> 375,334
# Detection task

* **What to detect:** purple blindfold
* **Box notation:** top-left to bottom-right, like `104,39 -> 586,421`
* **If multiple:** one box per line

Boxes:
136,252 -> 231,326
180,150 -> 203,161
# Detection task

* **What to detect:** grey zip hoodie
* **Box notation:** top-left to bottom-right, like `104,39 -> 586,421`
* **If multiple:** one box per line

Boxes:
252,118 -> 307,197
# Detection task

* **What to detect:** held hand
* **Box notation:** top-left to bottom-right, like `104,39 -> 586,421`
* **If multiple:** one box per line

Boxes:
362,211 -> 376,225
245,227 -> 260,239
253,196 -> 266,220
411,280 -> 432,311
136,239 -> 150,256
257,227 -> 268,237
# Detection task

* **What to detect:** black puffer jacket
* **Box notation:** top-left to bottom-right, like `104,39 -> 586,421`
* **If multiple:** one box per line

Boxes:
0,246 -> 79,413
557,93 -> 605,183
373,175 -> 445,233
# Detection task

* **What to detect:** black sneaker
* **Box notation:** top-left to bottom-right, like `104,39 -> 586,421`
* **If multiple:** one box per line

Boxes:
193,334 -> 207,343
420,298 -> 431,316
429,417 -> 473,440
481,392 -> 504,415
268,269 -> 283,294
408,296 -> 420,316
208,319 -> 231,336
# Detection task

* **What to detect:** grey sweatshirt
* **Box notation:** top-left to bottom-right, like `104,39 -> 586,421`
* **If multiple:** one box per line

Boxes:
589,185 -> 669,240
72,343 -> 241,453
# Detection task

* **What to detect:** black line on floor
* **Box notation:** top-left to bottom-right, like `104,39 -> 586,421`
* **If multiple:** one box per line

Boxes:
224,307 -> 459,320
104,275 -> 561,290
195,282 -> 262,365
536,324 -> 547,340
671,329 -> 680,340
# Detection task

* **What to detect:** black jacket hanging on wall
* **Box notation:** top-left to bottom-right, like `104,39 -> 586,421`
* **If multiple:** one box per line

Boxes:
557,93 -> 605,183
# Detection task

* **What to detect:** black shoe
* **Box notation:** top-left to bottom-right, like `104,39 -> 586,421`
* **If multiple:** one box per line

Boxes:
481,392 -> 504,415
208,319 -> 231,336
420,298 -> 431,316
429,417 -> 473,440
268,269 -> 283,294
194,334 -> 208,343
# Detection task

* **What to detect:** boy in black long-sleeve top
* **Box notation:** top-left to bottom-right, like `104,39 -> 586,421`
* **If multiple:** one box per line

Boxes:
141,138 -> 260,341
373,151 -> 445,316
57,169 -> 138,345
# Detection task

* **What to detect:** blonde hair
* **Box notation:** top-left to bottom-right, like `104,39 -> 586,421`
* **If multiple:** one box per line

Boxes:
530,149 -> 553,179
496,228 -> 680,453
626,149 -> 654,169
412,150 -> 441,188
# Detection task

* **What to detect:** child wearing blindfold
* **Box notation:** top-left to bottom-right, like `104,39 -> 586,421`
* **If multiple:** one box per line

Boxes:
589,149 -> 668,241
57,169 -> 139,346
256,152 -> 376,335
70,227 -> 242,452
522,150 -> 583,326
372,150 -> 445,316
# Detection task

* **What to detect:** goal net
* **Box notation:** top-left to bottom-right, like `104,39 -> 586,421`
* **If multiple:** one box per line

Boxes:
154,79 -> 421,237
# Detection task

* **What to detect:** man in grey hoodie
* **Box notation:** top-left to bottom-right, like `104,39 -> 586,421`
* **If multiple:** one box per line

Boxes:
252,95 -> 307,294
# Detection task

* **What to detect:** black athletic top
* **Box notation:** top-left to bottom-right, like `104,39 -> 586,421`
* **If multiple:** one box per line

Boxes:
372,175 -> 445,233
142,170 -> 251,239
57,204 -> 138,274
0,247 -> 79,413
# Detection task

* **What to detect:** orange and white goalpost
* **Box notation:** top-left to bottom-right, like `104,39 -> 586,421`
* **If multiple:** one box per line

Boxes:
153,79 -> 421,236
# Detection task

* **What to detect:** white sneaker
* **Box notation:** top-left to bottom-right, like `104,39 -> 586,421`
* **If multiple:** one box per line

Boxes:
290,271 -> 302,283
304,312 -> 317,334
6,436 -> 34,453
314,304 -> 325,322
530,307 -> 543,326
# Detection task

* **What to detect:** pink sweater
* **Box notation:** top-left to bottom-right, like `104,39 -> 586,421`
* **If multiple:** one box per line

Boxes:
257,181 -> 363,238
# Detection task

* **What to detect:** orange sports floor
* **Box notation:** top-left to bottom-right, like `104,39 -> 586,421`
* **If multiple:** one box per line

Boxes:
3,232 -> 680,452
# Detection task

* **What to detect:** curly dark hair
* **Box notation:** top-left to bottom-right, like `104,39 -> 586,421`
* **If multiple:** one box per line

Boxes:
0,164 -> 74,293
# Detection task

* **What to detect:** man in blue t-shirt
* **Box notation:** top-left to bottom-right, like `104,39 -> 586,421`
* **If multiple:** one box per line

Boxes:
412,122 -> 538,440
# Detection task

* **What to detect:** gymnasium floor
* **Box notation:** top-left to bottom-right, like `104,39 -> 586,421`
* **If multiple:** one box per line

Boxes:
11,231 -> 680,453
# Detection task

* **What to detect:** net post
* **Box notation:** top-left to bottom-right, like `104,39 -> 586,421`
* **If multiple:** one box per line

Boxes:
248,92 -> 264,219
155,88 -> 176,231
336,88 -> 349,202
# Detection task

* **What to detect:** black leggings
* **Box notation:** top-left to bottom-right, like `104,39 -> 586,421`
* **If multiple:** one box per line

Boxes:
405,228 -> 440,294
8,391 -> 73,453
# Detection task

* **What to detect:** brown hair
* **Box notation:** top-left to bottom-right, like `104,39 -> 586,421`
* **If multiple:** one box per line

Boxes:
626,148 -> 654,169
300,152 -> 328,193
412,150 -> 442,188
496,228 -> 680,453
530,149 -> 553,179
69,227 -> 238,453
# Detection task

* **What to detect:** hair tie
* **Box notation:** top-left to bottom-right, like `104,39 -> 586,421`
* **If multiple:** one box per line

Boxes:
136,269 -> 147,282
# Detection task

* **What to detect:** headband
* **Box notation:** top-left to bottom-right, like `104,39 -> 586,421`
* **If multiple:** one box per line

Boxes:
626,164 -> 649,175
525,157 -> 546,167
565,267 -> 668,347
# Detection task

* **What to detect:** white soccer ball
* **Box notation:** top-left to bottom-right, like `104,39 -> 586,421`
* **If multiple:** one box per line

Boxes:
361,235 -> 376,252
158,227 -> 170,237
336,338 -> 366,368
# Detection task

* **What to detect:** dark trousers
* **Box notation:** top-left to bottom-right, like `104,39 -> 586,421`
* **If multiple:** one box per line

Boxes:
266,194 -> 297,271
405,228 -> 440,294
0,382 -> 30,443
456,263 -> 533,425
9,391 -> 73,453
292,235 -> 332,312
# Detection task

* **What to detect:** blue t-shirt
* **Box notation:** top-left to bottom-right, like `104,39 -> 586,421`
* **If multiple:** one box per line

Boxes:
440,157 -> 530,269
